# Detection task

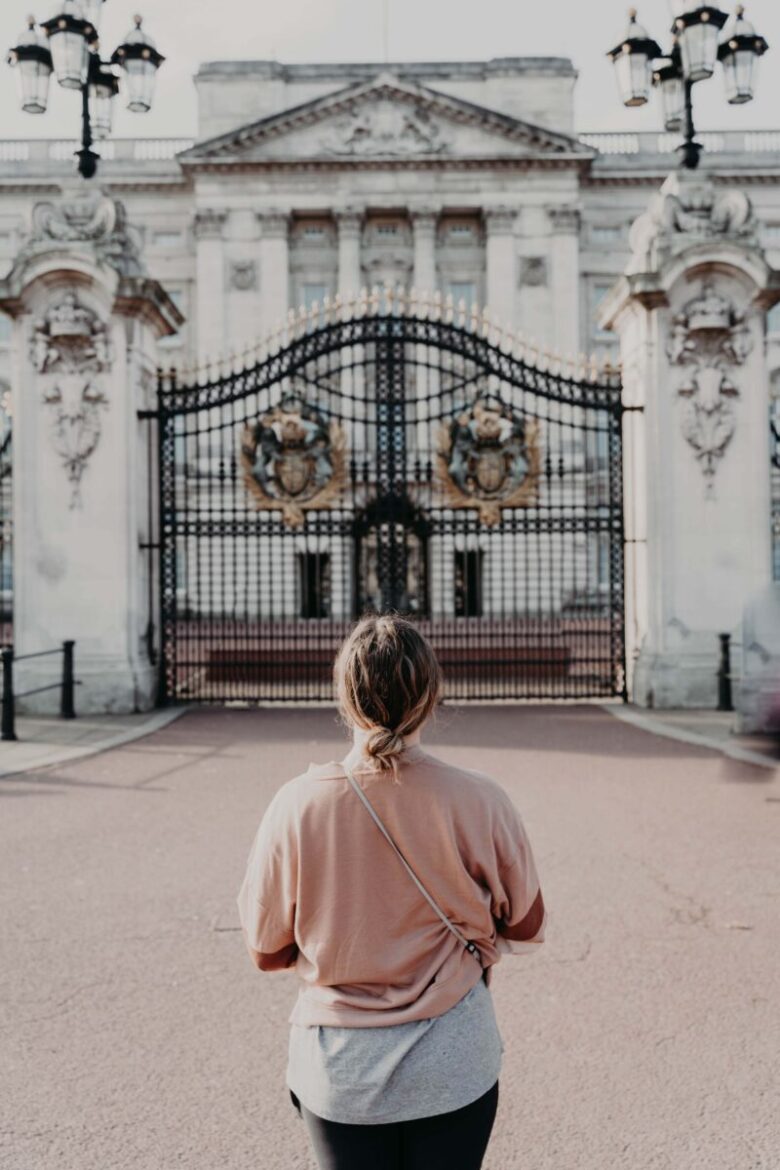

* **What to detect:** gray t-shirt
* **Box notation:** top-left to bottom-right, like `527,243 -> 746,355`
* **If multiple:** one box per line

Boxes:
286,976 -> 504,1125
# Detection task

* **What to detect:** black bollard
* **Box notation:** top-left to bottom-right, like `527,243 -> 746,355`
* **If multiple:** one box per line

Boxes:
717,633 -> 733,713
1,646 -> 16,741
60,640 -> 76,720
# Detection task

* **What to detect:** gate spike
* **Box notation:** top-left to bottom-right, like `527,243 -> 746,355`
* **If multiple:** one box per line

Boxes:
588,352 -> 599,382
526,338 -> 539,367
358,287 -> 369,317
369,286 -> 381,315
577,352 -> 587,379
503,328 -> 516,354
396,284 -> 407,316
385,283 -> 395,315
456,297 -> 467,328
308,300 -> 320,330
444,292 -> 454,324
480,307 -> 491,339
470,301 -> 480,333
408,286 -> 418,316
332,292 -> 343,323
418,290 -> 430,320
431,290 -> 442,321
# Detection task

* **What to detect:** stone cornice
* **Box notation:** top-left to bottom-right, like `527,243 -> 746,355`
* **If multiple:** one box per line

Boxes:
257,209 -> 290,238
484,206 -> 518,233
548,205 -> 581,234
193,209 -> 227,239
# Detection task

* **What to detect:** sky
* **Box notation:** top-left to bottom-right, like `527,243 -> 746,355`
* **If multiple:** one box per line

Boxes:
0,0 -> 778,139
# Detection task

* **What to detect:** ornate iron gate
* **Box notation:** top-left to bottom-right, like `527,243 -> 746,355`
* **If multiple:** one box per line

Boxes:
152,304 -> 625,702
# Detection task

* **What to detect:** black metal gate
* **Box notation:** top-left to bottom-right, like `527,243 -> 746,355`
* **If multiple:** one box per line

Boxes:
150,308 -> 625,703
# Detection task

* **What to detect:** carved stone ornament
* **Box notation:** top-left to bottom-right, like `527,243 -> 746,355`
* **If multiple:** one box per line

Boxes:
240,395 -> 346,528
325,99 -> 449,157
20,189 -> 144,277
437,394 -> 541,525
229,260 -> 257,291
628,171 -> 758,274
666,281 -> 754,489
30,291 -> 112,510
519,257 -> 548,288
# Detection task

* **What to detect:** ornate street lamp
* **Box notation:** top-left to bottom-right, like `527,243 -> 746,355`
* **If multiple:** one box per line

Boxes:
8,6 -> 164,179
607,4 -> 769,169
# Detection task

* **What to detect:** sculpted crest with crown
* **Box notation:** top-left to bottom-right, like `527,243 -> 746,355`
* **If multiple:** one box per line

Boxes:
240,395 -> 345,528
437,394 -> 540,525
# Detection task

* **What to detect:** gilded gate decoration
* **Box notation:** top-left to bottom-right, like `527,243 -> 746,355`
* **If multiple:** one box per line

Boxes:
240,395 -> 346,528
437,393 -> 540,525
147,299 -> 625,704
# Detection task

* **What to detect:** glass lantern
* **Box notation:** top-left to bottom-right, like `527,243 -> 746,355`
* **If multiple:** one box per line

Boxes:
7,18 -> 53,114
88,55 -> 119,139
674,4 -> 728,82
652,44 -> 685,132
81,0 -> 106,35
41,1 -> 97,91
111,16 -> 164,113
607,9 -> 662,108
717,6 -> 768,104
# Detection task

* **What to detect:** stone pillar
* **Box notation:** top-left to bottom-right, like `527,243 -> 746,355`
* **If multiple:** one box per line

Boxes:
484,207 -> 517,325
335,208 -> 363,297
410,207 -> 438,295
601,170 -> 780,707
257,210 -> 290,336
0,189 -> 181,713
548,205 -> 581,356
194,208 -> 227,362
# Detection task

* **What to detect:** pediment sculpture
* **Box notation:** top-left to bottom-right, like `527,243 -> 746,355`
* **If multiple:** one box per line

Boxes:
324,100 -> 449,157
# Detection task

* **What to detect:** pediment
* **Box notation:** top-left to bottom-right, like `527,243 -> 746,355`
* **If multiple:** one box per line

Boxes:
180,74 -> 592,166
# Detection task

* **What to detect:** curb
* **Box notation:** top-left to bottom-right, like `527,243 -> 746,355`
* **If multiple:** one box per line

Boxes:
600,703 -> 779,772
0,706 -> 191,779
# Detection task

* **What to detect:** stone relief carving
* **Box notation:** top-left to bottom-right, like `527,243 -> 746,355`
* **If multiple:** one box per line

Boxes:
30,291 -> 112,509
519,257 -> 548,288
325,100 -> 449,156
240,394 -> 346,528
437,393 -> 541,525
20,189 -> 144,277
628,171 -> 758,273
229,260 -> 257,291
666,281 -> 753,490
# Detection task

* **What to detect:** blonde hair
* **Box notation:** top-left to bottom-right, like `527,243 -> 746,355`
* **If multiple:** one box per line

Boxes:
335,615 -> 442,773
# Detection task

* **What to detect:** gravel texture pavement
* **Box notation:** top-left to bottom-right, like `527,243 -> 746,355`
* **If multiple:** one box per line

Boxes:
2,704 -> 778,1170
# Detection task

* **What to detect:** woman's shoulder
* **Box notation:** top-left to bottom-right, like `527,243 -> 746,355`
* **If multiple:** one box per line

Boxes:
411,750 -> 519,814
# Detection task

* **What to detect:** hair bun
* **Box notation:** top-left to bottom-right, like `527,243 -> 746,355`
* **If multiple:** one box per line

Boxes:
365,726 -> 405,770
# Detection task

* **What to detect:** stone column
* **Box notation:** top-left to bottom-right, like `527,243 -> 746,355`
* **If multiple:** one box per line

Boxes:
410,207 -> 438,295
601,170 -> 780,708
335,208 -> 363,297
0,190 -> 181,713
257,210 -> 290,337
194,208 -> 227,362
548,205 -> 581,356
484,207 -> 517,325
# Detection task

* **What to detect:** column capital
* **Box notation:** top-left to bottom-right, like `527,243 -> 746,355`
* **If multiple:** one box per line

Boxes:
334,206 -> 364,239
547,205 -> 581,235
483,206 -> 518,235
193,209 -> 227,240
410,205 -> 441,233
256,209 -> 290,239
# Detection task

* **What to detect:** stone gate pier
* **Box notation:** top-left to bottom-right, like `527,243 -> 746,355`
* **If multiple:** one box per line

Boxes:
602,169 -> 780,711
0,186 -> 181,713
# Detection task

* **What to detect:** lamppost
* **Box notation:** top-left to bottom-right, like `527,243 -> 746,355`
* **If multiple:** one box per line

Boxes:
607,4 -> 768,170
7,4 -> 164,179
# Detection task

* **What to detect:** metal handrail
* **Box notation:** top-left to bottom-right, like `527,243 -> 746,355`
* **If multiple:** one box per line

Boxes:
1,641 -> 78,742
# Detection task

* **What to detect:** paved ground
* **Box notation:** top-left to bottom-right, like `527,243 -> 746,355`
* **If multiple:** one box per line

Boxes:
1,705 -> 778,1170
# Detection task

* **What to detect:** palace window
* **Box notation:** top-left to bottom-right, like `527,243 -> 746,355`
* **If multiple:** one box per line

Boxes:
298,551 -> 331,619
454,549 -> 484,618
159,289 -> 185,349
152,230 -> 183,249
301,283 -> 329,311
767,304 -> 780,336
591,225 -> 622,244
447,281 -> 478,310
591,282 -> 615,340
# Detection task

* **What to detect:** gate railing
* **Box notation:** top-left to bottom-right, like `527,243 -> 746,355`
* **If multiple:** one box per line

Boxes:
1,641 -> 77,741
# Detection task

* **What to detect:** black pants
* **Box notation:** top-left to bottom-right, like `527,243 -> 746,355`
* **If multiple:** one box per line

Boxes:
290,1081 -> 499,1170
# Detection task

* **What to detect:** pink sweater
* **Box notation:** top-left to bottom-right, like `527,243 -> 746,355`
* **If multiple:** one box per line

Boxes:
237,744 -> 545,1027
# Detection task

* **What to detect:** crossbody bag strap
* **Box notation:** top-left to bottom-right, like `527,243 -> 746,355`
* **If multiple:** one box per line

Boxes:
345,768 -> 483,968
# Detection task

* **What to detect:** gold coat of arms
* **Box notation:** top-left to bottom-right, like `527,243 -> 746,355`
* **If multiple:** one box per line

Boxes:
437,394 -> 541,525
240,396 -> 345,528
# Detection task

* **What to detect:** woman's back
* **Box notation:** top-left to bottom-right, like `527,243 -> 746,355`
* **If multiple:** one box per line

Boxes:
238,743 -> 543,1028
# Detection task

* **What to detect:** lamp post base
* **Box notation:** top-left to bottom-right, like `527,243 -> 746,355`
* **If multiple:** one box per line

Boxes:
678,138 -> 703,171
76,147 -> 99,180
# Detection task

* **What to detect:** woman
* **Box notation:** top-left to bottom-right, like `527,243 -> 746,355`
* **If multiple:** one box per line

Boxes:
238,615 -> 546,1170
